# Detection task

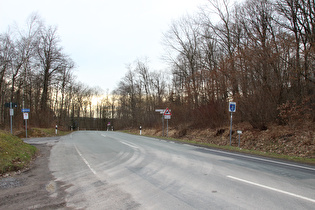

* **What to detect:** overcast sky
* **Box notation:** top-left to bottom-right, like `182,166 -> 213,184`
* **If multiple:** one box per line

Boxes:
0,0 -> 207,93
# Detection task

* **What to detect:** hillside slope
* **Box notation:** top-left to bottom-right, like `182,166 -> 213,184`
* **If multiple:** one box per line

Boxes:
140,122 -> 315,160
0,130 -> 37,176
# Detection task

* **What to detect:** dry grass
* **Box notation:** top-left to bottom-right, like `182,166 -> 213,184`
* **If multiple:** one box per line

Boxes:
0,130 -> 37,175
132,122 -> 315,160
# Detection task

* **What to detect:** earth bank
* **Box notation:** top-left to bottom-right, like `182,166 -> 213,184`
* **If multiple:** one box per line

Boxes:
134,122 -> 315,159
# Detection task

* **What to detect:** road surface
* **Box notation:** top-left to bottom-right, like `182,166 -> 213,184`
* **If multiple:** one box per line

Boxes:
49,131 -> 315,209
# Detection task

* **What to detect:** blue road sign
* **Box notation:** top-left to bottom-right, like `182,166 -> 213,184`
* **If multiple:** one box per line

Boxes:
229,102 -> 236,112
21,108 -> 30,112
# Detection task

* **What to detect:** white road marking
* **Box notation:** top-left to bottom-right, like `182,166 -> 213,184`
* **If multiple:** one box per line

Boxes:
199,147 -> 315,172
101,134 -> 107,138
227,175 -> 315,203
121,141 -> 139,149
74,144 -> 97,175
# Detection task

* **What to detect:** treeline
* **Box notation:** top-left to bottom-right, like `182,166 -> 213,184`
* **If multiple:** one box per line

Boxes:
2,0 -> 314,131
0,14 -> 113,130
113,59 -> 169,129
113,0 -> 315,130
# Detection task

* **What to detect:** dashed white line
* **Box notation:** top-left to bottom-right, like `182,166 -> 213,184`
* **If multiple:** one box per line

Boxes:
227,175 -> 315,203
74,144 -> 97,175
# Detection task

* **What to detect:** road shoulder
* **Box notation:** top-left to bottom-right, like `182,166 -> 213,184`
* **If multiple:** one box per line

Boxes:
0,140 -> 70,209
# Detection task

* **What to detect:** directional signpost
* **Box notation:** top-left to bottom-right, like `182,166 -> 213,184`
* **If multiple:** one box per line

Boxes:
5,102 -> 17,134
22,108 -> 30,138
155,108 -> 172,137
164,108 -> 172,137
229,102 -> 236,146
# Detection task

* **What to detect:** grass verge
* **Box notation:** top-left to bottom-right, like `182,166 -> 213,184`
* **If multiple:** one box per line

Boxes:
15,127 -> 72,138
32,128 -> 71,137
0,130 -> 37,175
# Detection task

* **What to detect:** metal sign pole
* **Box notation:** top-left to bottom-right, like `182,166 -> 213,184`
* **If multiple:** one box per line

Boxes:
228,102 -> 236,146
167,119 -> 168,137
229,112 -> 233,146
10,102 -> 13,134
23,112 -> 29,138
156,109 -> 171,137
25,119 -> 28,138
162,115 -> 164,137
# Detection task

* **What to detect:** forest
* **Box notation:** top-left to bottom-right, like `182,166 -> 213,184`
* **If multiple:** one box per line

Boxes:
113,0 -> 314,131
0,0 -> 314,132
0,14 -> 112,131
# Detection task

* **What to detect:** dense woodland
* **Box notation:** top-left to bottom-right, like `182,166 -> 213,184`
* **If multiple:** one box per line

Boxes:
114,0 -> 314,130
1,0 -> 314,132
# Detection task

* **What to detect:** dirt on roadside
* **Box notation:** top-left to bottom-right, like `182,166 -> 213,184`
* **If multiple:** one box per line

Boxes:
0,144 -> 71,209
138,123 -> 315,159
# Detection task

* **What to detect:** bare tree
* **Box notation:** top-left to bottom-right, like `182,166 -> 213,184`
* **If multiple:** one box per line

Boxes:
276,0 -> 315,98
163,15 -> 203,107
37,25 -> 64,115
0,33 -> 15,125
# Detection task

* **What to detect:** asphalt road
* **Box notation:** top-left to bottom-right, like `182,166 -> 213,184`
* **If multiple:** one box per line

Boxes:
49,131 -> 315,209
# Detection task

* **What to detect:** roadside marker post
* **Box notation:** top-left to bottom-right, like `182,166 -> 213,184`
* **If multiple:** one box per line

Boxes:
229,102 -> 236,146
237,130 -> 242,148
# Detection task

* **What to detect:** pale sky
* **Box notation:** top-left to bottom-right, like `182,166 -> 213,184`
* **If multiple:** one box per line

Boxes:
0,0 -> 207,93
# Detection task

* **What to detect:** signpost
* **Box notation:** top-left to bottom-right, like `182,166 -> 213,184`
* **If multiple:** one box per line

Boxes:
5,102 -> 17,134
229,102 -> 236,146
22,108 -> 30,138
164,108 -> 172,137
155,108 -> 172,137
10,107 -> 13,134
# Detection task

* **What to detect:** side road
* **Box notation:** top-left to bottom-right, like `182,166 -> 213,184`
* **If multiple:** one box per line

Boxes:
0,137 -> 71,209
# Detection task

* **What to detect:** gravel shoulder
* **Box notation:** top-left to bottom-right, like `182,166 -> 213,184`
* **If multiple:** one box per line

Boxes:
0,138 -> 71,209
